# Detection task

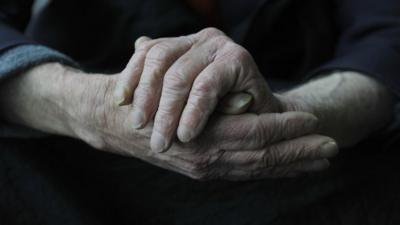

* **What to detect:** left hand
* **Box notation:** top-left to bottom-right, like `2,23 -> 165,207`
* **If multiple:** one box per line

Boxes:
0,63 -> 337,181
113,28 -> 282,152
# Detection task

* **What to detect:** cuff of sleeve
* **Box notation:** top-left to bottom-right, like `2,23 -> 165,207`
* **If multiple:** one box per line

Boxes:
0,44 -> 79,138
0,44 -> 78,81
309,40 -> 400,97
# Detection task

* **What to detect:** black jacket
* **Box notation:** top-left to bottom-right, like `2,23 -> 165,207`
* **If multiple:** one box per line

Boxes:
1,1 -> 400,225
1,0 -> 400,92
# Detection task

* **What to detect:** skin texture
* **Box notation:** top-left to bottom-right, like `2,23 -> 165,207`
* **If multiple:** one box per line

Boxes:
0,63 -> 339,180
0,29 -> 394,180
114,28 -> 281,152
114,27 -> 396,152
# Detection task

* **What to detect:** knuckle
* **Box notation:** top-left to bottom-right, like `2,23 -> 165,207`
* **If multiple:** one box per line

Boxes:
136,41 -> 154,52
162,83 -> 186,98
188,160 -> 210,180
192,156 -> 210,170
186,102 -> 206,117
164,69 -> 190,92
210,35 -> 231,46
145,43 -> 171,66
200,27 -> 224,38
218,42 -> 250,63
230,45 -> 251,62
162,88 -> 183,102
135,80 -> 156,96
154,108 -> 175,126
186,93 -> 215,116
186,154 -> 219,180
192,76 -> 217,96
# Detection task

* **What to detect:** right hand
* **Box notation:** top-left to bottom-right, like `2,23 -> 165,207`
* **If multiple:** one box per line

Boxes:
0,63 -> 338,180
113,28 -> 283,153
75,74 -> 338,180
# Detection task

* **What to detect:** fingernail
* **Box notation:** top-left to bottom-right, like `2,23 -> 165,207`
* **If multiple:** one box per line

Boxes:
218,93 -> 253,114
132,110 -> 145,129
231,93 -> 253,113
178,125 -> 195,143
320,141 -> 339,158
307,159 -> 330,171
151,132 -> 169,153
114,96 -> 125,107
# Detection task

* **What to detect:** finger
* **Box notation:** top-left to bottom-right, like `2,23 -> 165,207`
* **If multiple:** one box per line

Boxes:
176,58 -> 240,143
216,135 -> 338,170
213,41 -> 279,114
135,36 -> 151,49
131,37 -> 194,129
201,111 -> 319,151
221,159 -> 330,181
176,42 -> 277,143
219,43 -> 280,114
150,40 -> 218,152
113,36 -> 159,106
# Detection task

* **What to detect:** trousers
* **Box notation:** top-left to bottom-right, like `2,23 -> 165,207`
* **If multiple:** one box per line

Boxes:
0,135 -> 399,225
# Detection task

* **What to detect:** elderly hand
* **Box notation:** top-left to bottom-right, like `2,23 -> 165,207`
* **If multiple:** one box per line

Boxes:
75,72 -> 337,180
78,74 -> 337,180
113,28 -> 282,152
0,63 -> 338,180
94,105 -> 337,180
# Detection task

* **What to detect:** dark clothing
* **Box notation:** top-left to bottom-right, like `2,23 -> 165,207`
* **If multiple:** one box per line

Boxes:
1,0 -> 400,89
1,0 -> 400,225
2,135 -> 400,225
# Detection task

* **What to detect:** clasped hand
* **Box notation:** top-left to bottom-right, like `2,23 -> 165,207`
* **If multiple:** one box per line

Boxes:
104,28 -> 338,180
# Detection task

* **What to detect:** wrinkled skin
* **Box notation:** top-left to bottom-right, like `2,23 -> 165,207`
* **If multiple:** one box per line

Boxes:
113,28 -> 282,152
94,102 -> 337,180
0,28 -> 394,181
114,27 -> 395,151
77,73 -> 337,180
0,63 -> 338,180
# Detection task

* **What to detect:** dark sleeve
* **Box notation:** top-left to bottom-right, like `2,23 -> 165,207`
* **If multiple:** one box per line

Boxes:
314,0 -> 400,95
0,0 -> 36,51
0,0 -> 77,77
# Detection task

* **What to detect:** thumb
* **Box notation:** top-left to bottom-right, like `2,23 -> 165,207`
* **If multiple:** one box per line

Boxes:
217,92 -> 253,115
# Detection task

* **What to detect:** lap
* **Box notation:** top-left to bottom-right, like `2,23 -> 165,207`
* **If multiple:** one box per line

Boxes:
0,136 -> 399,225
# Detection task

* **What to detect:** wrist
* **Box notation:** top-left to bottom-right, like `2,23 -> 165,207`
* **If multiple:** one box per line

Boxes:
60,68 -> 117,148
0,63 -> 78,136
277,72 -> 396,147
0,63 -> 115,142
